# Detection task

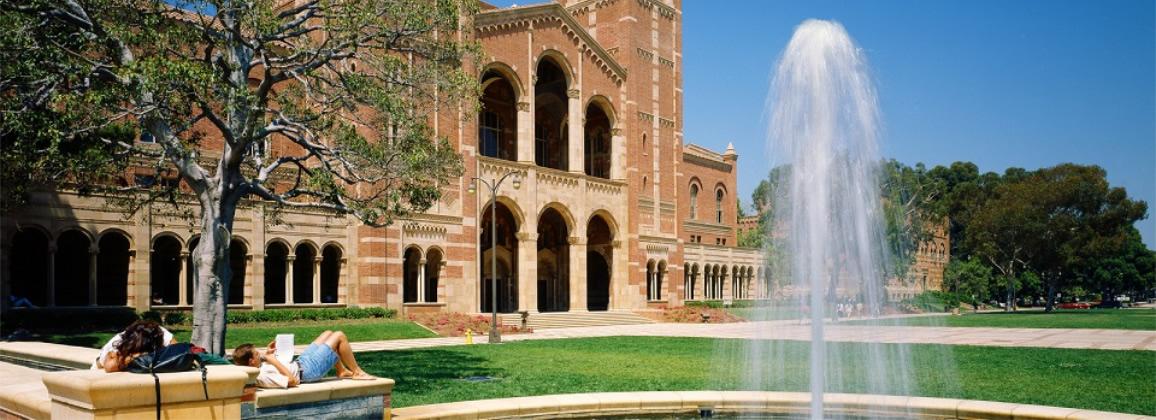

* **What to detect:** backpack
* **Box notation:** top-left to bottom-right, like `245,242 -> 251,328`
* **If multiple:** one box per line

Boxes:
128,343 -> 209,420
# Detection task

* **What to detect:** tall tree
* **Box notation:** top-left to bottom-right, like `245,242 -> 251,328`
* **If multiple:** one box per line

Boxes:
964,168 -> 1041,311
879,160 -> 945,281
1018,164 -> 1147,311
2,0 -> 475,353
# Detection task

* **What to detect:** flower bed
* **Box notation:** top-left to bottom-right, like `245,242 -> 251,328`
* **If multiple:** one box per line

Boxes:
408,312 -> 532,337
660,305 -> 745,323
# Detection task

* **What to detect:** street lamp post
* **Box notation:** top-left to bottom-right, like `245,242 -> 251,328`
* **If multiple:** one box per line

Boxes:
468,170 -> 522,344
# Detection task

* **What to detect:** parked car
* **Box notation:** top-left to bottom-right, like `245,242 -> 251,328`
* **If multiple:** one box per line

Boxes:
1056,302 -> 1091,310
1096,301 -> 1124,309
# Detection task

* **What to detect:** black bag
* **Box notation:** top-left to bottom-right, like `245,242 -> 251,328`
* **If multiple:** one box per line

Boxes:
128,343 -> 209,420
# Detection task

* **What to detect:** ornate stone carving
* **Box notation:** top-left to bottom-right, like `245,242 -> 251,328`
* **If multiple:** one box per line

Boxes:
516,101 -> 530,112
567,89 -> 580,99
610,127 -> 622,136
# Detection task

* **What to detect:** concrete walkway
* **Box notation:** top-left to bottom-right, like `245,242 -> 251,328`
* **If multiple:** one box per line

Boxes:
341,316 -> 1156,353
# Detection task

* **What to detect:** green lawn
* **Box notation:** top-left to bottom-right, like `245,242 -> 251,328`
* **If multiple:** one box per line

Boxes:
846,308 -> 1155,330
359,336 -> 1156,415
37,318 -> 436,349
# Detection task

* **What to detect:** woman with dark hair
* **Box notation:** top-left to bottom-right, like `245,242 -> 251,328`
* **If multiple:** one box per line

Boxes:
101,320 -> 167,372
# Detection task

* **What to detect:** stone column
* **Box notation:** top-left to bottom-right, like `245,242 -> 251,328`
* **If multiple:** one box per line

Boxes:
285,256 -> 295,304
126,250 -> 137,307
517,101 -> 533,163
417,259 -> 427,303
339,258 -> 348,304
252,206 -> 266,309
47,242 -> 56,307
312,256 -> 322,304
567,88 -> 583,173
516,232 -> 537,313
568,236 -> 586,312
178,251 -> 190,306
611,127 -> 625,180
88,246 -> 99,306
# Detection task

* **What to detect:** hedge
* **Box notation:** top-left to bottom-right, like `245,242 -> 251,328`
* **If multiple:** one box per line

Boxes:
225,307 -> 395,324
1,306 -> 397,333
1,307 -> 140,332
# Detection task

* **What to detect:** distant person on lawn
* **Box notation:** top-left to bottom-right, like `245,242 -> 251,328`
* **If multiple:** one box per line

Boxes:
232,330 -> 374,388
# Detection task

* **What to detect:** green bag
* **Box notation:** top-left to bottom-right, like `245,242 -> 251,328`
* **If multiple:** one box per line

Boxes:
196,352 -> 232,366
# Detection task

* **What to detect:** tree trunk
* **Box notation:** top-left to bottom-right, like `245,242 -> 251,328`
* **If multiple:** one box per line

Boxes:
190,186 -> 237,355
1005,264 -> 1015,313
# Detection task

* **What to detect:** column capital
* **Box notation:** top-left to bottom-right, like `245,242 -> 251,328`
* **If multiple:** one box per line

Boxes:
419,259 -> 427,265
567,236 -> 585,245
287,256 -> 297,262
567,89 -> 580,99
516,232 -> 537,241
610,127 -> 622,136
516,101 -> 530,112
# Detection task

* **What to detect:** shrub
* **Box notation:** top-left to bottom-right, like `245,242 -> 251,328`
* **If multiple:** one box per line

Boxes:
1,307 -> 140,333
901,290 -> 964,313
140,310 -> 163,323
162,312 -> 187,326
685,299 -> 767,309
226,307 -> 395,324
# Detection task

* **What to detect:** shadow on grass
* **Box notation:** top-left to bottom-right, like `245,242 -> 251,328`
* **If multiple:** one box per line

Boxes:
358,348 -> 500,397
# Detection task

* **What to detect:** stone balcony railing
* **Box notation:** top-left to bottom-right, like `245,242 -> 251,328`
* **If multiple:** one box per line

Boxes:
477,157 -> 627,209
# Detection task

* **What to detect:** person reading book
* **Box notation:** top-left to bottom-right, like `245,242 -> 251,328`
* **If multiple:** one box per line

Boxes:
232,330 -> 374,388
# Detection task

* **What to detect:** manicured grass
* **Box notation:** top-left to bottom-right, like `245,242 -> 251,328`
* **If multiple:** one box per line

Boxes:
359,336 -> 1156,415
847,308 -> 1155,330
36,318 -> 435,349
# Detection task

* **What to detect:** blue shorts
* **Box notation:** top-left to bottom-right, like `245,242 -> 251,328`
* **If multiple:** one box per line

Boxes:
298,343 -> 338,383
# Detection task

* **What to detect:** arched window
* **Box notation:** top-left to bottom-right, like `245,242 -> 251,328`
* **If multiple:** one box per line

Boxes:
689,184 -> 699,219
716,189 -> 725,224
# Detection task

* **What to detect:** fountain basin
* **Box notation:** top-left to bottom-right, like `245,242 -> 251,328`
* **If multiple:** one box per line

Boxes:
389,391 -> 1150,419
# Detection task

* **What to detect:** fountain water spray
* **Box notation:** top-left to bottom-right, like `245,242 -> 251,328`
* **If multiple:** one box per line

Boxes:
743,19 -> 913,419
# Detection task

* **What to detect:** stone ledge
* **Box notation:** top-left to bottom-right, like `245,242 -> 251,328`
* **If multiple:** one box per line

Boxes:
42,365 -> 256,411
390,391 -> 1154,420
0,342 -> 99,370
252,377 -> 394,409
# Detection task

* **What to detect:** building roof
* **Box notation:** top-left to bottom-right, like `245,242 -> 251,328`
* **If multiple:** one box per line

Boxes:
475,2 -> 628,85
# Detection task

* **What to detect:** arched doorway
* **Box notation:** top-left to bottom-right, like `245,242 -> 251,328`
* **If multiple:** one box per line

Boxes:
425,248 -> 442,303
97,232 -> 131,306
586,215 -> 613,311
479,69 -> 518,161
403,247 -> 421,303
584,102 -> 612,178
263,242 -> 289,304
537,207 -> 570,312
480,201 -> 519,313
9,228 -> 50,306
320,244 -> 341,303
228,239 -> 247,305
293,243 -> 315,304
151,236 -> 183,305
534,57 -> 569,170
55,230 -> 91,306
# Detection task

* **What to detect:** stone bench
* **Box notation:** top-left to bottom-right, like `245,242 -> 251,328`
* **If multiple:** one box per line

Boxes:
245,377 -> 395,419
0,341 -> 394,419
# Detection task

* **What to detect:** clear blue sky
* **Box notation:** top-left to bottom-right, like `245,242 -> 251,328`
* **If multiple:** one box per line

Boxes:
489,0 -> 1156,247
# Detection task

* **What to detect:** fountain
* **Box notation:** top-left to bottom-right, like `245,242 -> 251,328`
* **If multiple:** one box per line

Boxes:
746,19 -> 930,418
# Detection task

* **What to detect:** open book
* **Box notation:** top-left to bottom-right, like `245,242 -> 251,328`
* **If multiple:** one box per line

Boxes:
275,334 -> 294,365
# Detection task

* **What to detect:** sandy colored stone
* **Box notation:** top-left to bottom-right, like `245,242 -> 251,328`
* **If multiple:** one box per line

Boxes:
956,399 -> 1018,420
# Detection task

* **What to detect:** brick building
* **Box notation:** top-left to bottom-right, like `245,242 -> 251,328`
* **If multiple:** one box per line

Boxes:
1,0 -> 772,315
